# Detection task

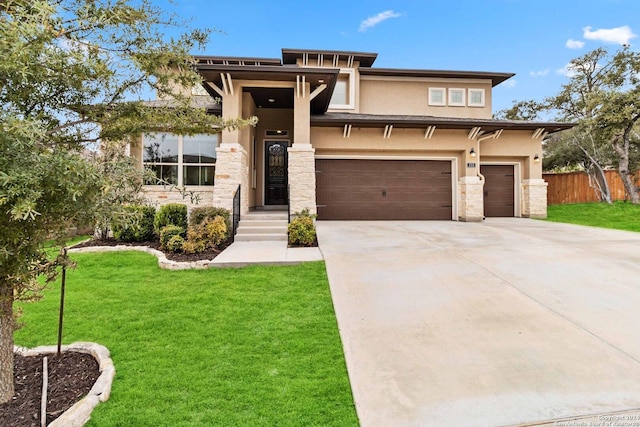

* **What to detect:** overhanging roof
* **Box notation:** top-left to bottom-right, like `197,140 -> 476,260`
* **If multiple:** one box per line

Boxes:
359,68 -> 514,87
310,113 -> 575,134
282,48 -> 378,67
194,63 -> 339,114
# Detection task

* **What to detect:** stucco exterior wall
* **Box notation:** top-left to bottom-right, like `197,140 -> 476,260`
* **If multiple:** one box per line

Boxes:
359,77 -> 493,119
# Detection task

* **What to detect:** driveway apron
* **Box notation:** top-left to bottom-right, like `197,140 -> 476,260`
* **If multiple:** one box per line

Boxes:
317,219 -> 640,427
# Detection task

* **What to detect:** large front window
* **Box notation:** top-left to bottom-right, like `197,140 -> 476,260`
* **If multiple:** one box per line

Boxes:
143,133 -> 218,186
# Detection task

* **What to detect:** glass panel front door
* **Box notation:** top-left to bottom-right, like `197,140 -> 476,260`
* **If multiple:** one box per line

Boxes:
265,141 -> 288,205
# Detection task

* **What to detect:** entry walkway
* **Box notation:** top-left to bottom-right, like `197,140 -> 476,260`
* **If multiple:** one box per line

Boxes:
317,219 -> 640,427
210,240 -> 323,268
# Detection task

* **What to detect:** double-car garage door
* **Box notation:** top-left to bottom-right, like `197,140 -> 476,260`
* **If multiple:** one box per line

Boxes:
316,159 -> 453,220
315,160 -> 516,220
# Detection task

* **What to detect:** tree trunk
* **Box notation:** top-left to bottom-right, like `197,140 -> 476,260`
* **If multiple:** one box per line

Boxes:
612,135 -> 640,204
573,137 -> 612,203
588,165 -> 613,204
0,281 -> 15,404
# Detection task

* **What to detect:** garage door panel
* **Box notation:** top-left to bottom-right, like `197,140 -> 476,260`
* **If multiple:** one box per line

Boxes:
481,165 -> 515,217
316,159 -> 452,220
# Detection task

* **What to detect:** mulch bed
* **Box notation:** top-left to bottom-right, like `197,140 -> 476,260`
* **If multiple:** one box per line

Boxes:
0,352 -> 100,427
72,238 -> 231,262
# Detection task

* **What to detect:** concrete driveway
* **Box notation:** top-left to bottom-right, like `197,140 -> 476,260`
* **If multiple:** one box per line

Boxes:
316,219 -> 640,427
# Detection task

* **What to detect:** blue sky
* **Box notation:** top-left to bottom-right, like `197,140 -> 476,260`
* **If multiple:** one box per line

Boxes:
158,0 -> 639,115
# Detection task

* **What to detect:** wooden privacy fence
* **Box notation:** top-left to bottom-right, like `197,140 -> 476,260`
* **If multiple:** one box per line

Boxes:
544,170 -> 640,205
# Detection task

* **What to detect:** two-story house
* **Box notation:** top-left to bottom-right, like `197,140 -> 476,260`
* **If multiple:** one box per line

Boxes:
132,48 -> 572,221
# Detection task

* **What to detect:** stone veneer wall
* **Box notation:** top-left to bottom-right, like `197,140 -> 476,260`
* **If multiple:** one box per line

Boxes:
522,179 -> 548,218
212,143 -> 248,213
288,144 -> 317,216
458,176 -> 484,222
143,188 -> 214,209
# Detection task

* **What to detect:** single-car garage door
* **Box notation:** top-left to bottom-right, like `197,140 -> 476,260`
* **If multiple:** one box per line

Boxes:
481,164 -> 515,217
316,159 -> 452,220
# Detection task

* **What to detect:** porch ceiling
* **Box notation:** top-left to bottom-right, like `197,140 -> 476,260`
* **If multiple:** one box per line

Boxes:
195,64 -> 339,114
245,87 -> 294,109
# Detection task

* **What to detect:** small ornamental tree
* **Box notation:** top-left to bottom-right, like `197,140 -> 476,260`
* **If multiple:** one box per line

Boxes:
0,0 -> 256,403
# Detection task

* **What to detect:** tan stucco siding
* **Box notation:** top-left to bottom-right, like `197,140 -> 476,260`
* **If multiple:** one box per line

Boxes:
481,131 -> 544,180
358,77 -> 493,119
311,126 -> 473,178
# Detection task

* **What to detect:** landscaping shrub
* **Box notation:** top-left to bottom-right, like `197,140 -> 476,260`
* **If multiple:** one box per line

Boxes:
189,206 -> 231,238
183,216 -> 227,254
288,209 -> 317,246
112,205 -> 156,242
165,235 -> 185,253
154,203 -> 188,233
159,225 -> 185,249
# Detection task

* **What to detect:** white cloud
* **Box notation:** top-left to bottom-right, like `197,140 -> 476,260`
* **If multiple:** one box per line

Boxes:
556,63 -> 578,78
529,69 -> 550,77
503,79 -> 517,88
566,39 -> 585,49
583,25 -> 637,45
359,10 -> 402,32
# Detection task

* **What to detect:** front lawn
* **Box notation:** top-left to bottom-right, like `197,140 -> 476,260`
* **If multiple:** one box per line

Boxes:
15,252 -> 358,426
545,201 -> 640,232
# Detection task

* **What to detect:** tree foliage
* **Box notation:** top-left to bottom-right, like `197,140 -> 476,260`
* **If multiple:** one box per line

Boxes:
498,47 -> 640,203
0,0 -> 255,403
547,47 -> 640,203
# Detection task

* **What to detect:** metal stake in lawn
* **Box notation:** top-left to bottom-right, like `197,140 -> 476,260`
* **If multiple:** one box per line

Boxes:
57,247 -> 67,356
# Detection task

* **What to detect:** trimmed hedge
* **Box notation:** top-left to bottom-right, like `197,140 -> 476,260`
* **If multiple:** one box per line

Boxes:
154,203 -> 188,233
189,206 -> 231,238
288,209 -> 317,246
159,224 -> 185,249
113,205 -> 156,242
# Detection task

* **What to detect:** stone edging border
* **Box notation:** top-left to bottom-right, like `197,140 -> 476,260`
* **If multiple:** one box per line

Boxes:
68,245 -> 212,270
13,342 -> 115,427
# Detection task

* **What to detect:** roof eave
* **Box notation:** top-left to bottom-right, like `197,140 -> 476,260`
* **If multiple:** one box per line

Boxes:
310,114 -> 575,133
359,68 -> 515,87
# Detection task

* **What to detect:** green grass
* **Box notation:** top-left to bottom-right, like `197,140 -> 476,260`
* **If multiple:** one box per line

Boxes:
545,201 -> 640,232
15,252 -> 358,426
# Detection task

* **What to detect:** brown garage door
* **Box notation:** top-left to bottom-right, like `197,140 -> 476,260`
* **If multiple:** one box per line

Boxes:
481,165 -> 515,217
315,159 -> 452,220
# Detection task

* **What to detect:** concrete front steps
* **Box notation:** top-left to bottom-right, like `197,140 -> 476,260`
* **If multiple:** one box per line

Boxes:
234,210 -> 288,242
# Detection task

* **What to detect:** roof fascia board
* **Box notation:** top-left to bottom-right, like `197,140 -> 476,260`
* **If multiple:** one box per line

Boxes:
360,75 -> 491,85
359,68 -> 514,87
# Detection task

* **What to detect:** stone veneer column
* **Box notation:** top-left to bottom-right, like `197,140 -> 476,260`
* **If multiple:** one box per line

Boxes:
458,176 -> 484,222
288,144 -> 316,216
212,142 -> 249,213
522,179 -> 548,218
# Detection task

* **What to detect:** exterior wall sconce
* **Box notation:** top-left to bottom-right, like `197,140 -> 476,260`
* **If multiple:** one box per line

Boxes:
533,154 -> 540,163
470,148 -> 476,158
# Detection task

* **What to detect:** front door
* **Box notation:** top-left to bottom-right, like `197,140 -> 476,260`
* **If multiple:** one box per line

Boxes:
265,141 -> 288,205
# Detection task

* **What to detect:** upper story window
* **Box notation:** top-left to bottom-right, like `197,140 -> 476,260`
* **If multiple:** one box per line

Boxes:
428,87 -> 446,106
468,89 -> 485,107
329,69 -> 355,109
448,88 -> 465,106
143,133 -> 219,186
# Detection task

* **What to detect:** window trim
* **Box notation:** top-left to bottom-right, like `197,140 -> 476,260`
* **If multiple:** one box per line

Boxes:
143,133 -> 219,187
468,88 -> 485,107
329,68 -> 356,110
428,87 -> 446,106
448,88 -> 466,106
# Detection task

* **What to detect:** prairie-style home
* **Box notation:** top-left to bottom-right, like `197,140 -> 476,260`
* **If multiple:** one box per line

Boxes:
130,48 -> 572,221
